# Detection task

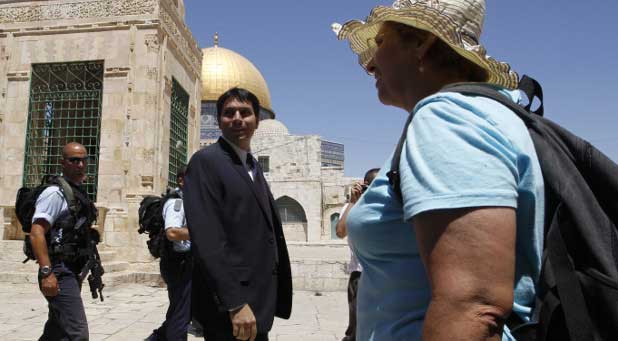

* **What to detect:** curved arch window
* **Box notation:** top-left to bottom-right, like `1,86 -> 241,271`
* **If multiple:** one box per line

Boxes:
275,196 -> 307,224
330,213 -> 340,239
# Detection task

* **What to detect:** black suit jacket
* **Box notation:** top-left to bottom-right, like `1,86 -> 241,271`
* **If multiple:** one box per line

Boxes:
184,138 -> 293,333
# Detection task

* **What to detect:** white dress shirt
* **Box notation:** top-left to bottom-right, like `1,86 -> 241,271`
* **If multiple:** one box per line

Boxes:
222,136 -> 255,181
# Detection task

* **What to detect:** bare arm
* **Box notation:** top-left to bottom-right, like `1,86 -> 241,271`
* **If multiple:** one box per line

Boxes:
335,204 -> 354,238
336,182 -> 364,238
30,219 -> 59,297
165,227 -> 190,241
30,219 -> 52,268
413,207 -> 516,341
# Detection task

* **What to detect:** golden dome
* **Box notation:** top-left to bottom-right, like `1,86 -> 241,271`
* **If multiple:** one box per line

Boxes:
201,37 -> 272,111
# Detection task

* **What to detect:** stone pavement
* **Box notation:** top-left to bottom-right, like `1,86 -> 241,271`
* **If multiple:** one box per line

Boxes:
0,283 -> 348,341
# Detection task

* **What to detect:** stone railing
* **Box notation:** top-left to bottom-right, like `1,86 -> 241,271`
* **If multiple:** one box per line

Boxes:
0,205 -> 109,241
1,206 -> 23,241
287,242 -> 351,292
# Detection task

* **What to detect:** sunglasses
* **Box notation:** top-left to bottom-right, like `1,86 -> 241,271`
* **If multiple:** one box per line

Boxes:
65,157 -> 88,164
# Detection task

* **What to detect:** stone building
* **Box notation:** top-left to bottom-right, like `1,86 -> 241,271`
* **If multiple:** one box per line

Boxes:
0,0 -> 202,264
0,1 -> 356,291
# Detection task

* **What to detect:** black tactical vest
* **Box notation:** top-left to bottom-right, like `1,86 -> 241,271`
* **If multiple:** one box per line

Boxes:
48,179 -> 97,269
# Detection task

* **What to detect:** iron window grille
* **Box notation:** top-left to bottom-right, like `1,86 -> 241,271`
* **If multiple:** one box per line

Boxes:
258,156 -> 270,173
168,79 -> 189,189
23,61 -> 104,201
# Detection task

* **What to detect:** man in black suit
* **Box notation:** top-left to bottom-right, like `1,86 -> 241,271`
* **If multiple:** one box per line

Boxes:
184,88 -> 293,341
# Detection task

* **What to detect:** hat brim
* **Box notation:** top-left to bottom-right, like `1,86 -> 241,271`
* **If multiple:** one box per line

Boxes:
335,5 -> 519,89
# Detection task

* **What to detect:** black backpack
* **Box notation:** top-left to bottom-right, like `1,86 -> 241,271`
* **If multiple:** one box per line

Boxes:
15,176 -> 79,262
138,191 -> 180,259
388,76 -> 618,341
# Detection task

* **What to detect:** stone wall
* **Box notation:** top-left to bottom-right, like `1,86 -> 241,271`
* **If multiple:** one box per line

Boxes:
0,1 -> 358,291
252,133 -> 360,242
288,242 -> 351,292
0,0 -> 202,264
254,134 -> 322,181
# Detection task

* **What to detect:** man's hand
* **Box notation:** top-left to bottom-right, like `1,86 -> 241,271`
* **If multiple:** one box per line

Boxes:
40,273 -> 59,297
350,182 -> 364,204
229,304 -> 257,341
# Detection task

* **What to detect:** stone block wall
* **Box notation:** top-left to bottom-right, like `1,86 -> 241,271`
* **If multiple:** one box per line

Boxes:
0,0 -> 202,265
254,135 -> 322,181
287,242 -> 352,292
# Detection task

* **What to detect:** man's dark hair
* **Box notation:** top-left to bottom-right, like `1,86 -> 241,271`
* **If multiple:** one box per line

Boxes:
176,165 -> 186,180
364,168 -> 380,184
216,87 -> 260,120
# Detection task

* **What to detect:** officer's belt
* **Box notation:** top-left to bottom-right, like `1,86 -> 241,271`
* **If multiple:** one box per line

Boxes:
49,244 -> 90,259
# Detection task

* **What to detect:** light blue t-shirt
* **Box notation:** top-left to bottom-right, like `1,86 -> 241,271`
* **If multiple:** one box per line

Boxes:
346,87 -> 545,341
163,198 -> 191,253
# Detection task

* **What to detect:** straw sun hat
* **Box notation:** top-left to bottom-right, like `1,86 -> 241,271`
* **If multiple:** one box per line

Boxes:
333,0 -> 519,89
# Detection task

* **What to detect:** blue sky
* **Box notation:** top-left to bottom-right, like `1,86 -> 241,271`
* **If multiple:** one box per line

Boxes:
184,1 -> 618,177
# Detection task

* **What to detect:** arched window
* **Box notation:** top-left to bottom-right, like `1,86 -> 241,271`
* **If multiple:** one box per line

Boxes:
275,196 -> 307,224
330,213 -> 340,239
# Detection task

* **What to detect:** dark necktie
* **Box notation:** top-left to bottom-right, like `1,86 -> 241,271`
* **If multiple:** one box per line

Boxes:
247,153 -> 279,263
246,153 -> 256,174
246,153 -> 266,201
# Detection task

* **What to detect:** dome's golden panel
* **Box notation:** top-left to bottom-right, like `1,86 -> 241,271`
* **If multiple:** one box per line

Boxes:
201,46 -> 272,110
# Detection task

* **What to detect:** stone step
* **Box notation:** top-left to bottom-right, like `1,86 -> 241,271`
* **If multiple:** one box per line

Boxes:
101,261 -> 130,273
0,240 -> 23,250
130,261 -> 160,273
0,260 -> 37,272
98,250 -> 117,263
0,271 -> 38,284
0,260 -> 129,274
0,269 -> 164,288
0,240 -> 25,261
103,271 -> 164,288
0,249 -> 29,262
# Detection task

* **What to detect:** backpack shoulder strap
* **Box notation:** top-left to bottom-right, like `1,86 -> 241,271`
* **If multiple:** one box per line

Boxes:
54,177 -> 79,216
518,75 -> 544,116
441,83 -> 535,122
388,79 -> 543,203
442,80 -> 599,340
387,112 -> 414,203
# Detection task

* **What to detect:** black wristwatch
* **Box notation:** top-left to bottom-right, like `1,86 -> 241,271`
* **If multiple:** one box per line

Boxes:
38,265 -> 52,278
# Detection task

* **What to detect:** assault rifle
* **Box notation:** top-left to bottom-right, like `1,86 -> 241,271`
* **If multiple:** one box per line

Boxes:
79,226 -> 105,302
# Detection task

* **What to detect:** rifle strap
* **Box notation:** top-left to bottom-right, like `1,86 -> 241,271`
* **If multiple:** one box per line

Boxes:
55,177 -> 79,217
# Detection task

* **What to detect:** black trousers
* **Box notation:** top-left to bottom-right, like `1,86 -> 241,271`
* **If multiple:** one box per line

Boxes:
148,253 -> 193,341
38,264 -> 89,341
204,330 -> 269,341
343,271 -> 361,341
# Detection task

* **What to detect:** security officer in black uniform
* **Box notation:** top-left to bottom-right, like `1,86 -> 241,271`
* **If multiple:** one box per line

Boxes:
30,142 -> 99,340
147,166 -> 193,340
